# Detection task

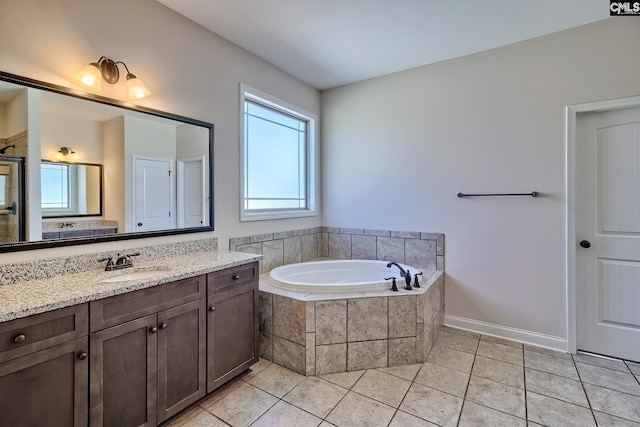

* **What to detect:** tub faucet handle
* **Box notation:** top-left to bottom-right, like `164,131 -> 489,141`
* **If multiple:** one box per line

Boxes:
413,272 -> 423,288
404,269 -> 413,290
384,277 -> 398,292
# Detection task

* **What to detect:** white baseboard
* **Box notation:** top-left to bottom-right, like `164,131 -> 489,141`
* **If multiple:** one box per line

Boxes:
444,315 -> 568,352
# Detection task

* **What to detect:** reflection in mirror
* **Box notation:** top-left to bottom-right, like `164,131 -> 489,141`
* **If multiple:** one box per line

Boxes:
0,71 -> 213,252
41,161 -> 102,217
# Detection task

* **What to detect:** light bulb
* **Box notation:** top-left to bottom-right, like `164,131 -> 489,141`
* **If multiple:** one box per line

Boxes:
76,63 -> 102,91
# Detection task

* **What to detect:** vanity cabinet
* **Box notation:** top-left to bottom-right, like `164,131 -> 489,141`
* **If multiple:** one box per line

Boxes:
42,228 -> 117,240
0,304 -> 89,427
207,261 -> 259,392
89,275 -> 206,427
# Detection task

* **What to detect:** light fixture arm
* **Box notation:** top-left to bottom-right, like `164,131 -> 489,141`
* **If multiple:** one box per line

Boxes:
77,56 -> 151,99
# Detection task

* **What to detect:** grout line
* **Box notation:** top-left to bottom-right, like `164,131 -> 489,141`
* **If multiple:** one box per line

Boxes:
454,331 -> 480,426
571,354 -> 599,426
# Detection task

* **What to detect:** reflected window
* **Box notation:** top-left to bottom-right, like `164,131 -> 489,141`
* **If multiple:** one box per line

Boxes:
240,85 -> 317,221
41,163 -> 70,210
0,175 -> 5,206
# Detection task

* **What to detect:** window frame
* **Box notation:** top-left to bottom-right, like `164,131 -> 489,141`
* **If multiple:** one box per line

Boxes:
41,162 -> 77,215
240,84 -> 318,222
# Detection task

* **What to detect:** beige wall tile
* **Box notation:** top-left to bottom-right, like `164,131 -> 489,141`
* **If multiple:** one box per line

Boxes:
305,301 -> 315,332
259,332 -> 273,361
306,333 -> 316,376
273,295 -> 306,345
389,337 -> 417,366
316,343 -> 347,375
328,233 -> 351,259
273,337 -> 306,375
301,233 -> 319,261
348,340 -> 388,371
389,295 -> 417,338
283,236 -> 302,265
259,291 -> 273,333
348,297 -> 388,342
352,234 -> 376,259
405,239 -> 436,270
316,299 -> 347,344
376,237 -> 405,262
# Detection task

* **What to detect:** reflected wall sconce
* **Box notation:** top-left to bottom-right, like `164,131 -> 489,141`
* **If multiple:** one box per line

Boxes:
56,146 -> 78,161
76,56 -> 151,100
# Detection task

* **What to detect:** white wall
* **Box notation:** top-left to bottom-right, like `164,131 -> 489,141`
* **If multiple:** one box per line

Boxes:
322,18 -> 640,341
40,108 -> 103,163
0,0 -> 321,262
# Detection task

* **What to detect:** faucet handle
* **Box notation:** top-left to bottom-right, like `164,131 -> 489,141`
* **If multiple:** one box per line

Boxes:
97,256 -> 116,269
384,277 -> 398,292
413,272 -> 423,288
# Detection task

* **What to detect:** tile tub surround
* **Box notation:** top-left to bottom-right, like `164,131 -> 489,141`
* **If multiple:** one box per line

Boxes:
0,237 -> 219,285
0,245 -> 262,323
258,270 -> 445,376
230,227 -> 444,274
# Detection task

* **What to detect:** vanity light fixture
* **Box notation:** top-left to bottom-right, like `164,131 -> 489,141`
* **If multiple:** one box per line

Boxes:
56,146 -> 78,161
76,56 -> 151,100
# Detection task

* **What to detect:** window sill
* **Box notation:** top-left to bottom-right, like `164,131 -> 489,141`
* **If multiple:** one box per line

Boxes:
240,209 -> 317,222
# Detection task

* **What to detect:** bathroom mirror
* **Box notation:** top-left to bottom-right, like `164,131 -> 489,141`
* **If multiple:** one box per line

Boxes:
0,70 -> 214,252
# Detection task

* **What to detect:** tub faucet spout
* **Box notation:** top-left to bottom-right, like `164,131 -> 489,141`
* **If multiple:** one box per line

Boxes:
386,262 -> 412,290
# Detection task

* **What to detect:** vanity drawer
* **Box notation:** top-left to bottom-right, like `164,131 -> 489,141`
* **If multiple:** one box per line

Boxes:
90,275 -> 206,332
207,262 -> 258,294
0,304 -> 88,363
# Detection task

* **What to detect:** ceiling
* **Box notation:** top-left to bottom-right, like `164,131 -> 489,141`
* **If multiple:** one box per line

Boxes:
156,0 -> 609,90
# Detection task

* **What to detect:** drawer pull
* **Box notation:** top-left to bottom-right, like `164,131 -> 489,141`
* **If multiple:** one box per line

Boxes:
149,326 -> 158,334
233,274 -> 240,280
160,323 -> 168,330
13,334 -> 26,344
209,306 -> 215,312
78,352 -> 88,360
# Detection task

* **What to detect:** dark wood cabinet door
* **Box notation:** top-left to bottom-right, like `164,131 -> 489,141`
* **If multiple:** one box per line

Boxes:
157,299 -> 206,423
207,282 -> 259,392
0,337 -> 89,427
90,315 -> 157,427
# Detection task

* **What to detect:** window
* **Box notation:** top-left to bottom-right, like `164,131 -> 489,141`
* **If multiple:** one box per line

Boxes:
240,85 -> 317,221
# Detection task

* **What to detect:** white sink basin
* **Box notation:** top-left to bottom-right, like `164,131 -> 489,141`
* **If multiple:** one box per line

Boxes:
98,269 -> 169,283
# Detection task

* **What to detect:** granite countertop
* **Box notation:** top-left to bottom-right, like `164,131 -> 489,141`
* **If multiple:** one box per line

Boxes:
0,250 -> 261,323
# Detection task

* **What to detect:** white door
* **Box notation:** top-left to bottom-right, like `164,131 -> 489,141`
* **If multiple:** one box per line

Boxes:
576,107 -> 640,362
133,157 -> 173,232
177,157 -> 205,228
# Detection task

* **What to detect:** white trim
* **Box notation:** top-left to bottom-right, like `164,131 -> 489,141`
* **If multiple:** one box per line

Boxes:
239,83 -> 319,222
445,315 -> 567,352
132,155 -> 175,231
565,94 -> 640,354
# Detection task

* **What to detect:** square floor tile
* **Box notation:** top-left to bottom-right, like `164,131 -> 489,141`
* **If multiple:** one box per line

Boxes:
252,401 -> 322,427
593,410 -> 640,427
164,407 -> 204,427
399,383 -> 463,427
524,349 -> 579,380
527,392 -> 596,427
465,376 -> 525,418
318,370 -> 365,389
376,363 -> 422,381
199,380 -> 245,410
584,383 -> 640,423
177,411 -> 228,427
326,391 -> 395,427
480,335 -> 523,348
242,358 -> 274,381
283,377 -> 347,418
472,355 -> 524,389
435,330 -> 479,354
476,340 -> 523,366
458,401 -> 525,427
627,361 -> 640,375
389,410 -> 439,426
576,362 -> 640,396
523,344 -> 572,359
351,369 -> 412,408
246,363 -> 305,398
426,345 -> 475,373
525,368 -> 588,407
573,353 -> 631,373
208,383 -> 278,427
441,326 -> 480,339
414,361 -> 470,397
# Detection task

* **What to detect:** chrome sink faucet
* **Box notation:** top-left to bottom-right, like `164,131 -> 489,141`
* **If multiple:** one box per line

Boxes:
98,252 -> 140,271
386,261 -> 412,290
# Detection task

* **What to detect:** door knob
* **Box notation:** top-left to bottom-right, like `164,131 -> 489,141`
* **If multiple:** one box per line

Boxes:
579,240 -> 591,248
138,222 -> 143,227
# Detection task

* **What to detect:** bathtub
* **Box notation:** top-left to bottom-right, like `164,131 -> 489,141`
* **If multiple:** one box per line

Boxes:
268,259 -> 419,293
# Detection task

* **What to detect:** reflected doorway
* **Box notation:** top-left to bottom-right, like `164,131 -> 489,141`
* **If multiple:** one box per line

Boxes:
0,156 -> 25,243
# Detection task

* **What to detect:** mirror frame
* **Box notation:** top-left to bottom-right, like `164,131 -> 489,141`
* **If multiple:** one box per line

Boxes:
40,160 -> 103,218
0,70 -> 214,253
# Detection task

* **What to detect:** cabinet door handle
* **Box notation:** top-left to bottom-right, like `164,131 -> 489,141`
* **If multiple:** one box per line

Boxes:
77,352 -> 88,360
160,323 -> 168,330
149,326 -> 158,333
209,306 -> 215,312
13,334 -> 26,344
232,274 -> 240,280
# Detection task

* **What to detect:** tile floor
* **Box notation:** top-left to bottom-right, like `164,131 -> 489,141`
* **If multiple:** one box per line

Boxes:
164,326 -> 640,427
